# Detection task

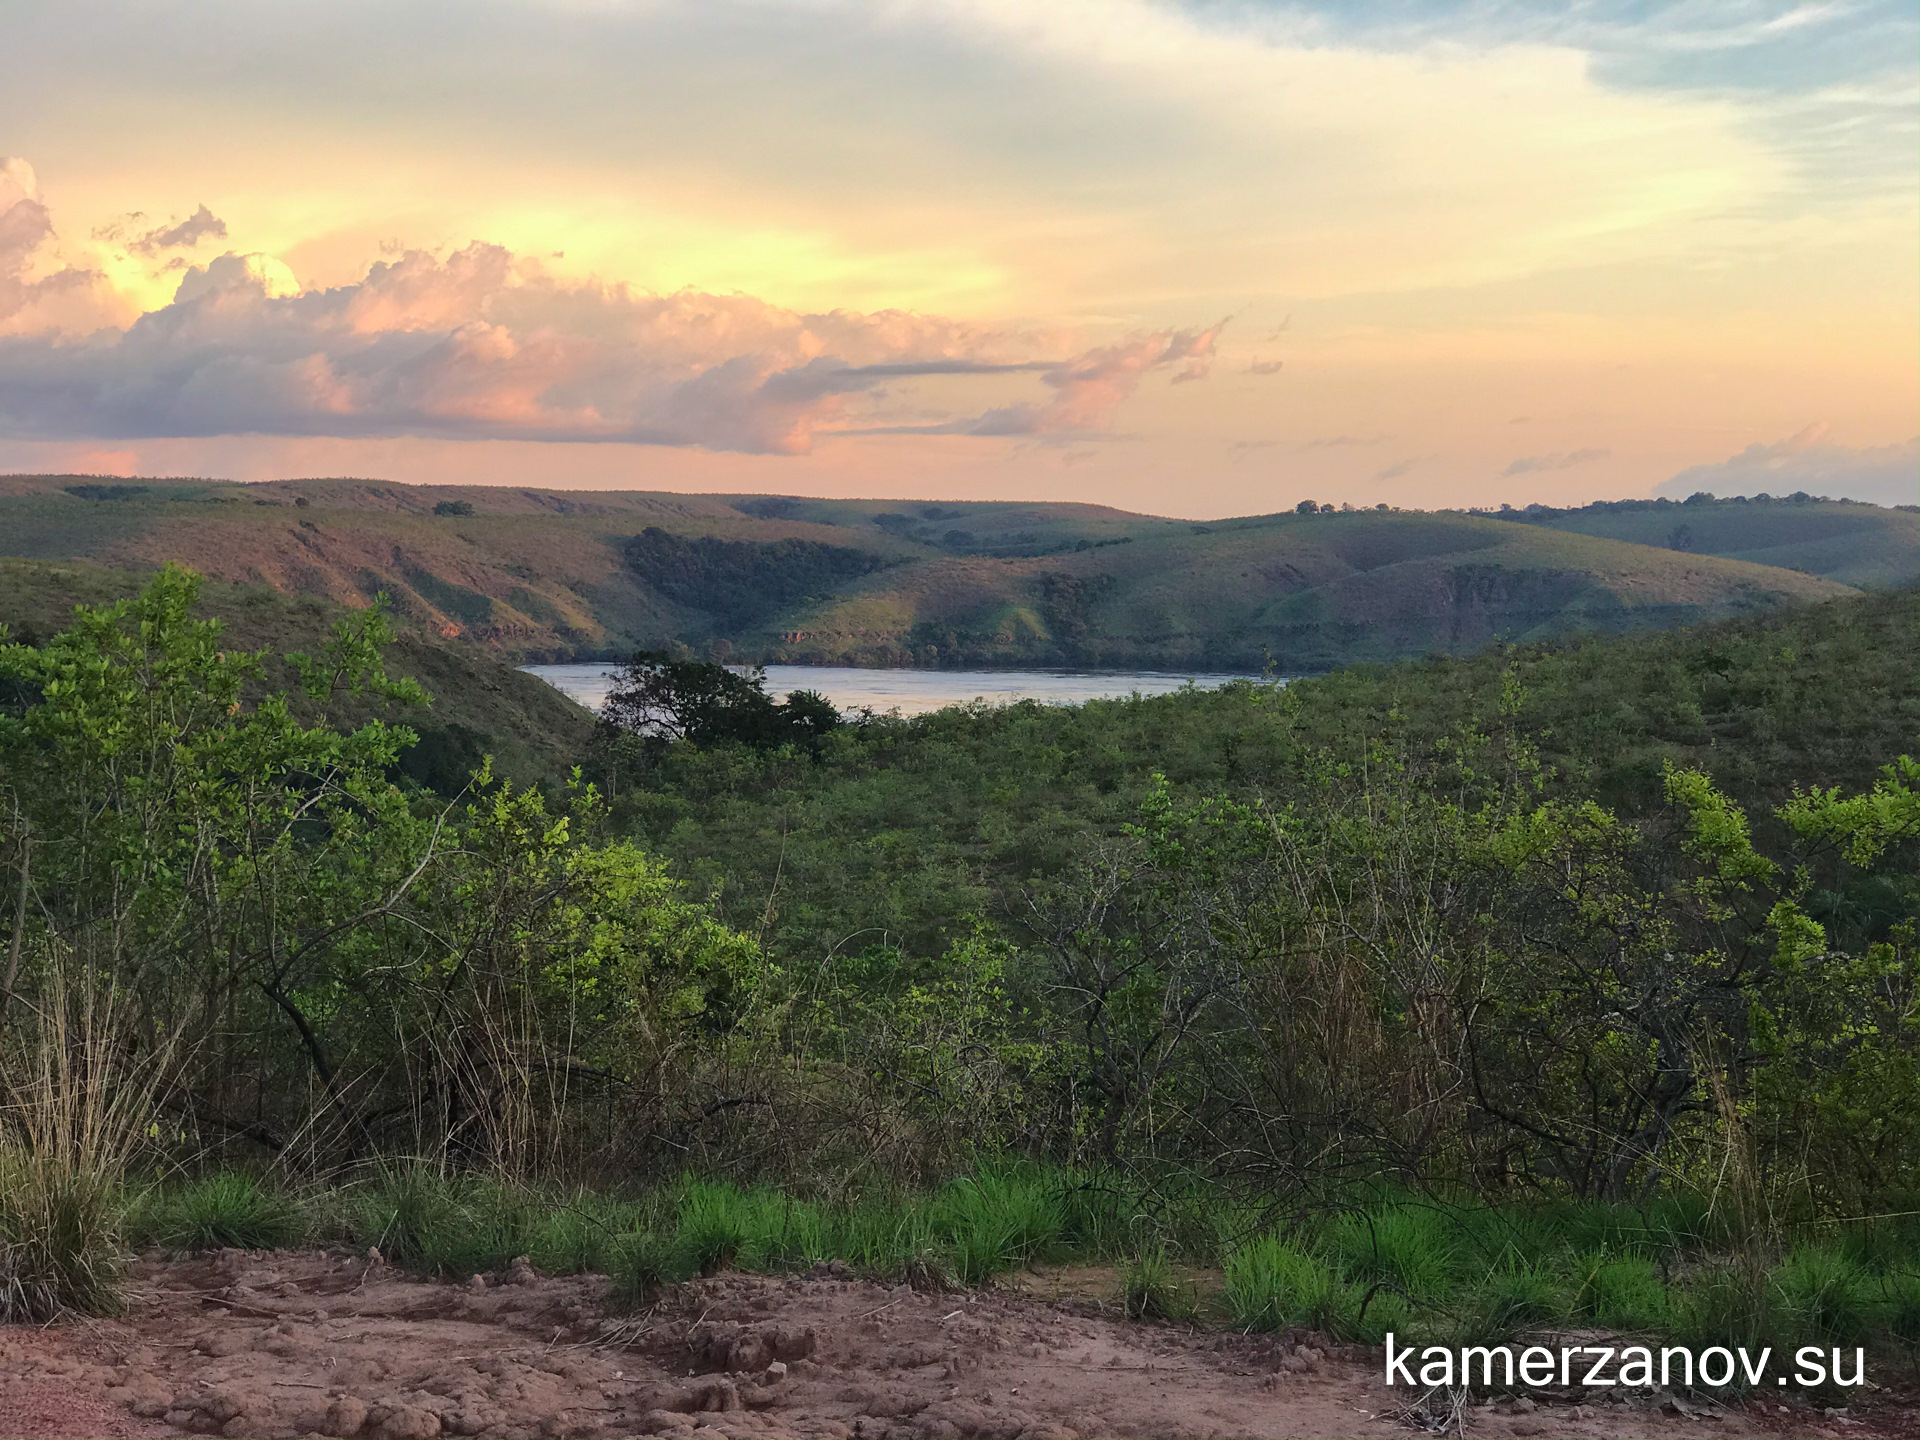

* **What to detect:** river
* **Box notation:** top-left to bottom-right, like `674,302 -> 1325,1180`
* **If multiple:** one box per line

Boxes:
521,663 -> 1269,717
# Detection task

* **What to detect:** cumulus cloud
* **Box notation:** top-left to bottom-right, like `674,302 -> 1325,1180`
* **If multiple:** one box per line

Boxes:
1654,425 -> 1919,508
0,158 -> 108,334
1503,446 -> 1610,475
0,180 -> 1223,455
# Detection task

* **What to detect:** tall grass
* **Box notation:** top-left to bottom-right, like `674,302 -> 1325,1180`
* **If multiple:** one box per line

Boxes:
0,978 -> 158,1319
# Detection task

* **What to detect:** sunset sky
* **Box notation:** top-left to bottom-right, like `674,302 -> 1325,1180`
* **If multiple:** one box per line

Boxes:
1,0 -> 1914,516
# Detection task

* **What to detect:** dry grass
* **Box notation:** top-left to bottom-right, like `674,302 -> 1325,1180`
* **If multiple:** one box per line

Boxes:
0,975 -> 159,1320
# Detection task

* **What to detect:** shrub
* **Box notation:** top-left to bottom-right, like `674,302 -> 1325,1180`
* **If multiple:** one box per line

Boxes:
1669,1264 -> 1781,1355
355,1169 -> 536,1278
0,979 -> 154,1320
933,1171 -> 1064,1287
610,1227 -> 696,1306
674,1181 -> 756,1277
1455,1261 -> 1562,1344
1879,1271 -> 1920,1345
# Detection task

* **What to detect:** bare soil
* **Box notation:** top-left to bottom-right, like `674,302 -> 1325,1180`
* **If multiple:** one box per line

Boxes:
1,1250 -> 1910,1440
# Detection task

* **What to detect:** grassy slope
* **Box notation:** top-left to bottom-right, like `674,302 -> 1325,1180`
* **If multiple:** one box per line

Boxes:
1519,496 -> 1918,590
780,508 -> 1856,670
0,557 -> 595,790
0,474 -> 1875,670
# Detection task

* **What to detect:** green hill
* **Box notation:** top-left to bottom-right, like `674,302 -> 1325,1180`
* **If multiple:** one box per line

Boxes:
1511,493 -> 1918,590
0,557 -> 594,791
771,508 -> 1856,670
0,474 -> 1873,671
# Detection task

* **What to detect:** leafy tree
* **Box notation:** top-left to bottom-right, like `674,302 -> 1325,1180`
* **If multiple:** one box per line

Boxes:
599,651 -> 840,754
0,566 -> 763,1173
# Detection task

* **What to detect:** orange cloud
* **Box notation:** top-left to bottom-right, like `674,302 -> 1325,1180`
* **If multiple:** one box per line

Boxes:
0,175 -> 1222,456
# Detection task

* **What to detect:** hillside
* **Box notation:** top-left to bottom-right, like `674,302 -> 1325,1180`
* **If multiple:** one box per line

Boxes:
772,508 -> 1857,671
1511,493 -> 1918,590
0,557 -> 595,791
0,474 -> 1876,671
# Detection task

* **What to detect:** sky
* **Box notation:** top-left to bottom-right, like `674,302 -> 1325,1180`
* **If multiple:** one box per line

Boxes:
0,0 -> 1914,517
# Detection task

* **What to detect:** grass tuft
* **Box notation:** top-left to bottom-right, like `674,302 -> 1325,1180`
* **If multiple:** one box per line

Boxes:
1568,1251 -> 1667,1332
1224,1236 -> 1342,1333
1123,1247 -> 1186,1322
0,1149 -> 123,1321
163,1171 -> 300,1253
1328,1206 -> 1456,1300
1772,1246 -> 1872,1346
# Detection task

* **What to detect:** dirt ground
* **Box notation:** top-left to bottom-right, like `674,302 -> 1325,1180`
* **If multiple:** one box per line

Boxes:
0,1249 -> 1910,1440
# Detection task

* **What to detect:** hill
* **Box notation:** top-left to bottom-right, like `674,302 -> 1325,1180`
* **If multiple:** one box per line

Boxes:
0,557 -> 594,791
770,507 -> 1857,671
1510,493 -> 1918,590
0,473 -> 1875,671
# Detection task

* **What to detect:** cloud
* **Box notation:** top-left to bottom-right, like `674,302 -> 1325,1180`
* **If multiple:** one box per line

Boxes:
1303,433 -> 1387,450
1374,457 -> 1419,481
953,322 -> 1225,437
1503,446 -> 1611,475
0,158 -> 108,333
0,180 -> 1222,455
97,205 -> 230,258
1245,359 -> 1285,375
128,204 -> 229,256
1654,425 -> 1919,507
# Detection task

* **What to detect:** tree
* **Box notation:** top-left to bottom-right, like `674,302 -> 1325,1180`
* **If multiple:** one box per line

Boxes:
599,651 -> 840,752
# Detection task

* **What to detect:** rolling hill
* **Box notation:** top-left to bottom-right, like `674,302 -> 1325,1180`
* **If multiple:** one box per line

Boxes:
0,474 -> 1897,672
0,556 -> 595,791
1510,494 -> 1918,590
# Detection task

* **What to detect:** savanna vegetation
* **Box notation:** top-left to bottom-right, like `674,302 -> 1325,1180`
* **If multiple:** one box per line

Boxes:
2,564 -> 1916,1383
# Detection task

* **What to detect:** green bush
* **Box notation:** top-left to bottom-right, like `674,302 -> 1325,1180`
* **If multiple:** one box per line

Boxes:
354,1169 -> 536,1278
610,1227 -> 696,1306
674,1181 -> 757,1276
933,1171 -> 1064,1286
1879,1271 -> 1920,1345
1669,1264 -> 1782,1355
1455,1261 -> 1563,1344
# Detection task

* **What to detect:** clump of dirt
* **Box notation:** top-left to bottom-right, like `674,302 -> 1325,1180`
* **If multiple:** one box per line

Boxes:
0,1250 -> 1903,1439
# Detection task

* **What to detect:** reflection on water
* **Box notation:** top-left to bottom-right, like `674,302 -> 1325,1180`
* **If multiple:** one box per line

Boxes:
522,663 -> 1269,717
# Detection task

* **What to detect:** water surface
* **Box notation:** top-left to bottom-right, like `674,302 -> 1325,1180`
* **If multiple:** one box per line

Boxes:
523,663 -> 1266,717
